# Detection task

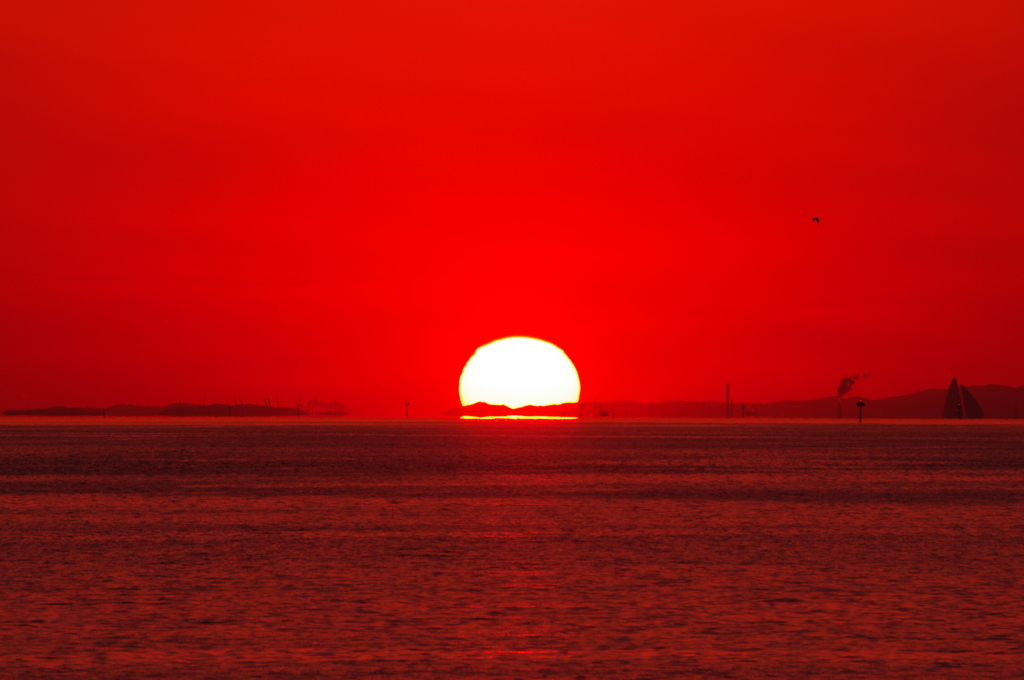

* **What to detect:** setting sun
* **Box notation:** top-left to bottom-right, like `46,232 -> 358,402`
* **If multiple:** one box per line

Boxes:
459,337 -> 581,409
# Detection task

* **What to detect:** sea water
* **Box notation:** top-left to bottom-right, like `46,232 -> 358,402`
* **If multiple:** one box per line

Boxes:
1,419 -> 1021,678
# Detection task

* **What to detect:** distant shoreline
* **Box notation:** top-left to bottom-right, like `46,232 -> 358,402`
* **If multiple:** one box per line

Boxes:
2,404 -> 309,417
6,384 -> 1022,419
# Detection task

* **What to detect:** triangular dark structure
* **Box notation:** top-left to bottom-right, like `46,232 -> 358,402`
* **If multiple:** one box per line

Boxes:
960,386 -> 984,419
943,378 -> 962,419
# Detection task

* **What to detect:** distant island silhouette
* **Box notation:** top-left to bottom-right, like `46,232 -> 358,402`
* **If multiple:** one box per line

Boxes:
4,398 -> 349,417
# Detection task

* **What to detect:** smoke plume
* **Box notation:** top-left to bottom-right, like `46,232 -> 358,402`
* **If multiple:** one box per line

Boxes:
837,373 -> 871,398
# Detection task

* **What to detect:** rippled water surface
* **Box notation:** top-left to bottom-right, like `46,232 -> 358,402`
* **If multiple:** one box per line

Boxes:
1,419 -> 1022,678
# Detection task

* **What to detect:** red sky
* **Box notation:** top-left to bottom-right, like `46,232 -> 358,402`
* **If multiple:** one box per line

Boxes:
2,0 -> 1022,416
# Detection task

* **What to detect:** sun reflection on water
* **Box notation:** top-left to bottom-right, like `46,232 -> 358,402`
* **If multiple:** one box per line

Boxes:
459,415 -> 578,420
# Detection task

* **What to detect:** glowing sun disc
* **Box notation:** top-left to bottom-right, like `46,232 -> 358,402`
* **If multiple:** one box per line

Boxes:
459,337 -> 581,409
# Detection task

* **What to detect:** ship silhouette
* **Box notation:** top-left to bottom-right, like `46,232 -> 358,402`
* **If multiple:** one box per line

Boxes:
942,378 -> 984,419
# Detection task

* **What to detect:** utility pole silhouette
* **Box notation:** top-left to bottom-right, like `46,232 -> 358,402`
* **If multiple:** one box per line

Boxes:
650,399 -> 653,418
725,383 -> 731,418
297,395 -> 301,417
405,402 -> 409,418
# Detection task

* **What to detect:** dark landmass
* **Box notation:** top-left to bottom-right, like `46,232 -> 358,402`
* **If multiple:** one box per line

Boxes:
444,402 -> 580,417
2,406 -> 109,416
108,404 -> 164,416
6,386 -> 1022,418
443,384 -> 1024,419
305,398 -> 352,416
4,403 -> 314,417
160,403 -> 302,417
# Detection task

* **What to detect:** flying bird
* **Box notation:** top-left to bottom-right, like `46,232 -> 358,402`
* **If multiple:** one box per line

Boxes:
812,217 -> 820,224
